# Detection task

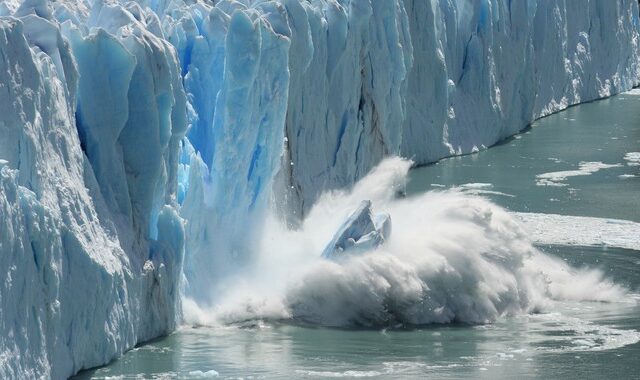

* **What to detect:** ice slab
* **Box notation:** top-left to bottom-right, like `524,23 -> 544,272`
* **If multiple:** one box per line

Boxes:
322,200 -> 391,260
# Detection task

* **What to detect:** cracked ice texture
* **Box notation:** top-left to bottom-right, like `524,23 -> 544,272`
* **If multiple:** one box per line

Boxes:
1,0 -> 640,377
170,0 -> 640,303
0,1 -> 186,378
164,0 -> 640,224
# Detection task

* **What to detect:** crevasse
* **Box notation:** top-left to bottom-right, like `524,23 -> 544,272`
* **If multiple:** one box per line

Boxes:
0,0 -> 639,378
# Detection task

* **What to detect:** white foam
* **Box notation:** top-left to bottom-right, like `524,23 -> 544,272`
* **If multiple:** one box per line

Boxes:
295,370 -> 383,378
455,183 -> 516,198
623,88 -> 640,95
297,363 -> 463,378
458,182 -> 493,189
184,158 -> 629,328
624,152 -> 640,166
529,313 -> 640,352
536,162 -> 623,186
513,213 -> 640,251
187,370 -> 219,378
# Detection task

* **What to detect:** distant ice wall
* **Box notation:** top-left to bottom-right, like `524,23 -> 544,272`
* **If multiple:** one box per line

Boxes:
279,0 -> 640,217
401,0 -> 640,165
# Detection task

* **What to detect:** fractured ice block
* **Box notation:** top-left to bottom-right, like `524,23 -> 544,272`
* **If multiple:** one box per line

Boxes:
321,200 -> 391,260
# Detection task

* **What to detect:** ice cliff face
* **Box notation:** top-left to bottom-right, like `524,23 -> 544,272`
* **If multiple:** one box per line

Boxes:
277,0 -> 640,217
1,0 -> 639,377
401,0 -> 640,165
174,0 -> 640,303
0,1 -> 185,378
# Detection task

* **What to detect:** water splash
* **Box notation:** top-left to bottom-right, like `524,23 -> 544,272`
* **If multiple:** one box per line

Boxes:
184,158 -> 628,327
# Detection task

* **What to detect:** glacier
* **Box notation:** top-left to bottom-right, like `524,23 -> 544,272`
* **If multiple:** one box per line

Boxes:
0,1 -> 185,378
0,0 -> 639,378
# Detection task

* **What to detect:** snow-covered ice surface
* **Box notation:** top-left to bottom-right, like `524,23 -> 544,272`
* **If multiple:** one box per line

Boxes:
1,0 -> 640,378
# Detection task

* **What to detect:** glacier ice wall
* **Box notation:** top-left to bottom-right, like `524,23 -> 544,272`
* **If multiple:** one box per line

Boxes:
1,0 -> 640,377
167,0 -> 640,304
178,6 -> 291,300
401,0 -> 640,165
278,0 -> 640,217
163,0 -> 640,230
0,2 -> 186,378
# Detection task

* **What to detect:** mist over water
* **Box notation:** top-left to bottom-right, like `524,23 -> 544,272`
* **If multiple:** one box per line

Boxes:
184,157 -> 627,328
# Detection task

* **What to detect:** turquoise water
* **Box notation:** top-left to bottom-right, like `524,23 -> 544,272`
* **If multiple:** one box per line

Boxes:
406,91 -> 640,222
76,92 -> 640,379
77,246 -> 640,380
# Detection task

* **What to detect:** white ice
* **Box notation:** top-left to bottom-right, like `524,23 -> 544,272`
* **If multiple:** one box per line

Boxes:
514,213 -> 640,251
2,0 -> 640,377
321,200 -> 391,260
536,162 -> 623,186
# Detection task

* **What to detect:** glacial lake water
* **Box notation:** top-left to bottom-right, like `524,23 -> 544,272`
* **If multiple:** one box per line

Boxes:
76,91 -> 640,379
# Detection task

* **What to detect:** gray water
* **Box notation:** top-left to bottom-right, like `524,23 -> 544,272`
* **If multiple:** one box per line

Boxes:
77,92 -> 640,379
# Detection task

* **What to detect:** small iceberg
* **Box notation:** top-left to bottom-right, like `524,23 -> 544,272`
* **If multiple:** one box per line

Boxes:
321,200 -> 391,260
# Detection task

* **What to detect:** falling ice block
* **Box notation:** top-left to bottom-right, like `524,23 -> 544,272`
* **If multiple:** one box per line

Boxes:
322,200 -> 391,260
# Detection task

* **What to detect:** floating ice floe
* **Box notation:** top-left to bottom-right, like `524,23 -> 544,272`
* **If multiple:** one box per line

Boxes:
536,162 -> 622,186
624,152 -> 640,166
